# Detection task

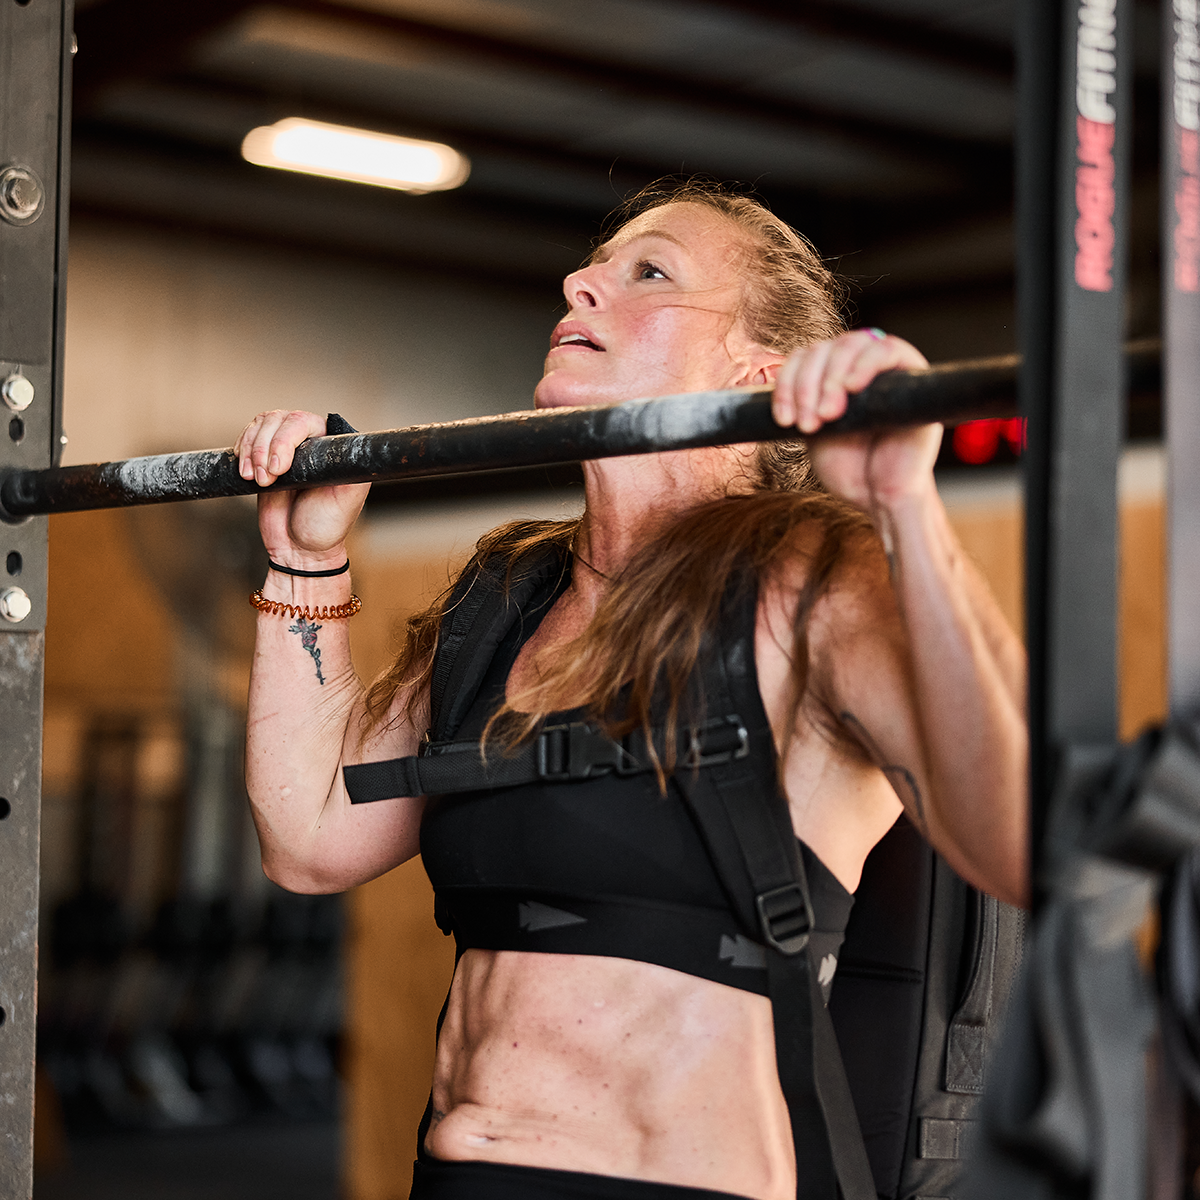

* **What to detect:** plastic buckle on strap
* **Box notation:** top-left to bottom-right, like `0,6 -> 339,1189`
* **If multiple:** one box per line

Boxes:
615,729 -> 646,776
756,883 -> 813,956
536,722 -> 624,781
684,715 -> 750,769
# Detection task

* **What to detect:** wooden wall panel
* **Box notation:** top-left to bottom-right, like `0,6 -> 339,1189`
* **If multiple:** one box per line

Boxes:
1118,501 -> 1167,740
944,494 -> 1167,740
944,506 -> 1025,640
45,510 -> 176,714
344,859 -> 456,1200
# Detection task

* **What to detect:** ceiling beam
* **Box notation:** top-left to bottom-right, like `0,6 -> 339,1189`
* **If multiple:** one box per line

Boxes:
73,0 -> 259,110
99,73 -> 661,214
263,0 -> 1009,175
117,72 -> 966,222
716,0 -> 1012,81
74,0 -> 1010,186
68,127 -> 592,284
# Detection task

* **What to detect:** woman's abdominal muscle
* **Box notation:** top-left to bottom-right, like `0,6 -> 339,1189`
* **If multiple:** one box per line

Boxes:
426,949 -> 792,1198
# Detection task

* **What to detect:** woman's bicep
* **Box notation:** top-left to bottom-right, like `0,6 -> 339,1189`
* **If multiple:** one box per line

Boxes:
822,626 -> 934,838
818,597 -> 1026,905
264,685 -> 430,893
336,681 -> 429,860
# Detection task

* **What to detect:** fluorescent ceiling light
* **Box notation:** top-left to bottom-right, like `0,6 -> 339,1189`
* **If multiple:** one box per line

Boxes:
241,118 -> 470,193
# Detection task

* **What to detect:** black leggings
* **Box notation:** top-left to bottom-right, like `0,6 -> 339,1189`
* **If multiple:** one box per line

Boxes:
409,1159 -> 751,1199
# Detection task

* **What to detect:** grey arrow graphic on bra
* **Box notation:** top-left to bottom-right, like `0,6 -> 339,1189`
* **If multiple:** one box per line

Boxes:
518,900 -> 588,932
718,933 -> 767,970
817,953 -> 839,989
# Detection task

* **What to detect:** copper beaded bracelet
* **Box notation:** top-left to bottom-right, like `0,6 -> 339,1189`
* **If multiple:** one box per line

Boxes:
249,590 -> 363,621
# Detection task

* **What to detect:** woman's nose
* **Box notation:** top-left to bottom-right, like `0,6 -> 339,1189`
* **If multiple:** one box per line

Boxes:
563,266 -> 600,309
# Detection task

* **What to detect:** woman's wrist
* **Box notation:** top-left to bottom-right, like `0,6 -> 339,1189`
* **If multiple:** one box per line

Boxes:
258,547 -> 352,605
263,545 -> 349,573
257,571 -> 353,612
870,474 -> 939,523
268,558 -> 349,578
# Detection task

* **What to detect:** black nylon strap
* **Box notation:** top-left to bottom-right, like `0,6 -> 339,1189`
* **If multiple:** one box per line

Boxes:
432,550 -> 571,743
344,715 -> 749,803
944,892 -> 999,1095
344,755 -> 423,803
676,763 -> 874,1200
809,956 -> 878,1200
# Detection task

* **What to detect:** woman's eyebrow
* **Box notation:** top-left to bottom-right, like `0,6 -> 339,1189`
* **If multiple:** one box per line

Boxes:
594,229 -> 688,262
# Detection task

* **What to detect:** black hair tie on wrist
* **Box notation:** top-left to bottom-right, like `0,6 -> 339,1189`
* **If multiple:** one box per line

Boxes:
268,559 -> 350,578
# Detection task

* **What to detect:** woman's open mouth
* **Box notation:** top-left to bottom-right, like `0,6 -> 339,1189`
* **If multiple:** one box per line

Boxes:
551,324 -> 605,352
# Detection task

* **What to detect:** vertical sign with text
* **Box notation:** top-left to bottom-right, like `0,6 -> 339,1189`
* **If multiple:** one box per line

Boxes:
1165,0 -> 1200,714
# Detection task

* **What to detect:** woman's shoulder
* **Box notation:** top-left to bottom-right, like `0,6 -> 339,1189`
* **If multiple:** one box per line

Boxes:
765,496 -> 890,603
760,501 -> 904,682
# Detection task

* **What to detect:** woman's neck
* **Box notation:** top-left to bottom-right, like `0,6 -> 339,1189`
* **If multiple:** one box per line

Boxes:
574,444 -> 759,582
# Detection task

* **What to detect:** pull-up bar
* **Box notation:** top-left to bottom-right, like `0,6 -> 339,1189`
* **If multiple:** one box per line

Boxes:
0,341 -> 1160,520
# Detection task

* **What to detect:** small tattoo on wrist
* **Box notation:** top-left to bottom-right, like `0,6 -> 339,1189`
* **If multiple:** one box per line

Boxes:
289,616 -> 325,684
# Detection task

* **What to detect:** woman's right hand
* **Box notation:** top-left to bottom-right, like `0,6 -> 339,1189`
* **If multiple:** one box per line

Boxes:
235,409 -> 370,567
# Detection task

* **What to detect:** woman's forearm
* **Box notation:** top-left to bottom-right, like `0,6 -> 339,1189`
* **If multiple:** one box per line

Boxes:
246,568 -> 423,892
246,568 -> 362,884
879,482 -> 1029,905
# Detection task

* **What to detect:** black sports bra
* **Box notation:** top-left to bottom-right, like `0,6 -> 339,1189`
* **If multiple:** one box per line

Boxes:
418,571 -> 854,997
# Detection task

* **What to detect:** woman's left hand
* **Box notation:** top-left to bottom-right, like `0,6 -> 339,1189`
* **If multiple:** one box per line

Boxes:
771,329 -> 941,512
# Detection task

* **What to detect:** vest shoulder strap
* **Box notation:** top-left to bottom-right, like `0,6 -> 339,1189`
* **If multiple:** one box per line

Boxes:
430,542 -> 570,743
671,569 -> 875,1200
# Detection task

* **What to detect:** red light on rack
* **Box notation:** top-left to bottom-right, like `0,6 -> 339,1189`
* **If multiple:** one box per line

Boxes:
952,418 -> 1027,465
953,420 -> 1001,464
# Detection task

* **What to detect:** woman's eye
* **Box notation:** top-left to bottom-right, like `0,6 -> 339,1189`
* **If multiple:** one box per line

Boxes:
636,260 -> 667,280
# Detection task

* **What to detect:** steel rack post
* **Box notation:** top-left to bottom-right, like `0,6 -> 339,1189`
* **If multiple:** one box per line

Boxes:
968,1 -> 1149,1197
1019,0 -> 1132,894
1164,0 -> 1200,714
0,1 -> 71,1197
1159,5 -> 1200,1189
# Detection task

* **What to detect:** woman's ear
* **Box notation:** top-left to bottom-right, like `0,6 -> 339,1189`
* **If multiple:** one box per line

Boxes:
737,355 -> 783,387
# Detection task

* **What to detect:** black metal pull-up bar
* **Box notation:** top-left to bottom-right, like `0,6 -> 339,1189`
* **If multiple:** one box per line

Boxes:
0,342 -> 1160,519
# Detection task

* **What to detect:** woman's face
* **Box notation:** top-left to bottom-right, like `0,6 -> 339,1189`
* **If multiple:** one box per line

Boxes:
534,203 -> 781,410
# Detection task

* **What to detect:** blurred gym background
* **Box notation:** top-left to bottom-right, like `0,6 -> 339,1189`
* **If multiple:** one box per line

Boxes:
33,1 -> 1169,1198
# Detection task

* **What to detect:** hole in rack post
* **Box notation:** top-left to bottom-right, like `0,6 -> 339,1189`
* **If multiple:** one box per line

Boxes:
0,798 -> 9,819
6,552 -> 21,576
9,417 -> 23,443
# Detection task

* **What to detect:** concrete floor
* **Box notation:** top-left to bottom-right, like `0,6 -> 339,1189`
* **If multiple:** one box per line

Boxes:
33,1121 -> 340,1200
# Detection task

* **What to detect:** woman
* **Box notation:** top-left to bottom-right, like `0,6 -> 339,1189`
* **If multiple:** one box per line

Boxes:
237,183 -> 1027,1200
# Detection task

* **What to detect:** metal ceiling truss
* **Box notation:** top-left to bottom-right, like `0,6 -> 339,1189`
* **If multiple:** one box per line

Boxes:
72,0 -> 1007,182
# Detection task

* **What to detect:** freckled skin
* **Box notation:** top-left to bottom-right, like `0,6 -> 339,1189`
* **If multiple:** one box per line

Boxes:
427,950 -> 793,1197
